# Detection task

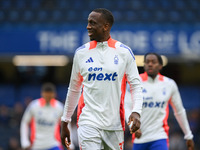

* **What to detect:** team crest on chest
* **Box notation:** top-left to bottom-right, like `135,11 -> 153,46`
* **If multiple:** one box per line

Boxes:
162,88 -> 166,95
114,55 -> 119,64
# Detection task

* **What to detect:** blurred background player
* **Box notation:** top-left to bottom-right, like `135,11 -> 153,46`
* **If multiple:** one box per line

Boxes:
125,53 -> 194,150
20,83 -> 74,150
60,8 -> 143,150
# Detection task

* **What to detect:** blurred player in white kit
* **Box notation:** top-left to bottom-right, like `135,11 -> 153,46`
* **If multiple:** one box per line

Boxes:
125,53 -> 194,150
60,8 -> 143,150
20,83 -> 74,150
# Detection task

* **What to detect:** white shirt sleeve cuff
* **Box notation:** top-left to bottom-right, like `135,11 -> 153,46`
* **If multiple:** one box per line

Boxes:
61,116 -> 71,123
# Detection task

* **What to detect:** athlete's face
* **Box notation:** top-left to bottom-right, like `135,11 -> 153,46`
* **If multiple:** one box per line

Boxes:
144,54 -> 162,78
41,91 -> 55,102
87,11 -> 109,42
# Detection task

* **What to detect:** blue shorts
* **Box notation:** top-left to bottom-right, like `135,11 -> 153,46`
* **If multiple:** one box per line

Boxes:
133,139 -> 168,150
48,146 -> 62,150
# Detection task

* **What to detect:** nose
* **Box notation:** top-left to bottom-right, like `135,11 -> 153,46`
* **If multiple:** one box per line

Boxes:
87,23 -> 91,30
147,62 -> 153,67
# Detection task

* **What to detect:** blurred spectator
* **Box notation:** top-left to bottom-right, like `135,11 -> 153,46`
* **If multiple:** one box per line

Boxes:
189,109 -> 200,134
10,102 -> 24,128
0,105 -> 10,127
7,136 -> 22,150
188,109 -> 200,149
169,132 -> 186,150
23,97 -> 33,108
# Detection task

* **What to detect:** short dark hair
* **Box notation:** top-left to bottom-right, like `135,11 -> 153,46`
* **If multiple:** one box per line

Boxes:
41,83 -> 56,92
92,8 -> 114,27
144,53 -> 163,65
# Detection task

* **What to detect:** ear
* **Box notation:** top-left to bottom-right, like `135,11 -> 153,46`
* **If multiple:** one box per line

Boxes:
103,23 -> 110,32
159,64 -> 163,71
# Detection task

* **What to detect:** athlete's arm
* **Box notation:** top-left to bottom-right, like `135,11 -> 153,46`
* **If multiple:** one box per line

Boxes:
124,85 -> 142,137
58,102 -> 75,150
20,103 -> 33,149
170,80 -> 194,149
61,52 -> 82,148
125,47 -> 143,133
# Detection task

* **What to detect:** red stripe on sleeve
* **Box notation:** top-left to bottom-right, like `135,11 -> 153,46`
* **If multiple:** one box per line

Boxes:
132,133 -> 136,143
77,86 -> 85,128
163,100 -> 170,147
30,117 -> 36,145
120,74 -> 127,131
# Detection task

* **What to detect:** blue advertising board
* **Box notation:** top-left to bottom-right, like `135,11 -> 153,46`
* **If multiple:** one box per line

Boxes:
0,26 -> 200,57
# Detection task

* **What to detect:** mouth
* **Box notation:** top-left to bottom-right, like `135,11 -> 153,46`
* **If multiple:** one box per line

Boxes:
148,69 -> 153,73
88,32 -> 93,37
87,30 -> 93,37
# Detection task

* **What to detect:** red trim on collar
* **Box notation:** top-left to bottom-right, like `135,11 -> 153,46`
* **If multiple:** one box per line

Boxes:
38,98 -> 56,107
140,72 -> 148,81
158,73 -> 164,81
89,37 -> 117,50
108,37 -> 117,48
140,72 -> 164,82
89,40 -> 97,50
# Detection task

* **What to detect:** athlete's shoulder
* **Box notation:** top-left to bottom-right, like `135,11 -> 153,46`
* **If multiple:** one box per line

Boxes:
115,41 -> 131,51
25,99 -> 39,112
29,99 -> 39,106
162,75 -> 173,82
115,41 -> 135,59
54,100 -> 64,108
75,43 -> 90,53
161,75 -> 177,86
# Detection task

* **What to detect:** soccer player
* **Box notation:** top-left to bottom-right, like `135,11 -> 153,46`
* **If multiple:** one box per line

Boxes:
60,8 -> 143,150
125,53 -> 194,150
20,83 -> 65,150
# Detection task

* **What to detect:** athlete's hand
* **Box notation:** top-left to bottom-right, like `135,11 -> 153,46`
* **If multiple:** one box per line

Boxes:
186,139 -> 194,150
135,129 -> 142,138
128,112 -> 141,134
61,121 -> 71,149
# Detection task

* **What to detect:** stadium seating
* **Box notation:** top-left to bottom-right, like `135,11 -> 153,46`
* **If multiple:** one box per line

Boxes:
0,84 -> 15,106
0,0 -> 200,29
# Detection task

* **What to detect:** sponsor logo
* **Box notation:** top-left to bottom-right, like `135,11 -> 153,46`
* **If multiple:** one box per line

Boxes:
88,67 -> 102,72
86,57 -> 94,63
143,97 -> 153,100
37,119 -> 54,126
143,101 -> 166,108
88,72 -> 118,81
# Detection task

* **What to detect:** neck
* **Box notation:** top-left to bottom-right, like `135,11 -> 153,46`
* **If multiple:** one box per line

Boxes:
148,74 -> 157,80
45,99 -> 51,104
98,34 -> 110,42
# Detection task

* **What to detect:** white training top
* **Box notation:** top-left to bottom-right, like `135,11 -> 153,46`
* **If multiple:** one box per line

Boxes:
61,37 -> 143,131
20,98 -> 63,149
125,72 -> 193,143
